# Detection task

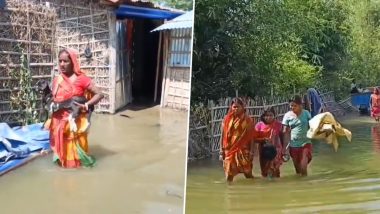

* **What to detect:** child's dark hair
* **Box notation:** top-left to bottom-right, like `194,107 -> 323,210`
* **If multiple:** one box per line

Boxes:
260,106 -> 276,124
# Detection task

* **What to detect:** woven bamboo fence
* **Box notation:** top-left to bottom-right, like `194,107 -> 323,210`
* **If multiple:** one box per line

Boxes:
0,0 -> 56,125
319,91 -> 346,117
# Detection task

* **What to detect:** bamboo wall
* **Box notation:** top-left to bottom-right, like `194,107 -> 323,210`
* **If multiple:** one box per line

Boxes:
0,0 -> 56,124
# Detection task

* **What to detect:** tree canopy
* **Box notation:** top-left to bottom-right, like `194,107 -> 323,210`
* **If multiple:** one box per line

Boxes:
191,0 -> 380,103
152,0 -> 193,11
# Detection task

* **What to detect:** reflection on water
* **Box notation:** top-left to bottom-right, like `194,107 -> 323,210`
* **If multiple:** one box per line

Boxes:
371,125 -> 380,154
0,106 -> 187,214
186,116 -> 380,214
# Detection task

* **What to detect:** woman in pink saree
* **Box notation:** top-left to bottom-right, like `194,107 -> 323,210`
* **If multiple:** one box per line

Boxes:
255,107 -> 285,178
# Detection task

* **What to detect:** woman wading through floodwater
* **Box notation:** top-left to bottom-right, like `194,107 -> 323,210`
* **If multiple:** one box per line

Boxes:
219,98 -> 256,184
255,107 -> 285,178
370,87 -> 380,122
46,49 -> 104,168
282,95 -> 312,176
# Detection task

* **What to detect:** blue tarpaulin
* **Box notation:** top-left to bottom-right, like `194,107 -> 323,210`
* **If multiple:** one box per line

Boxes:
0,123 -> 50,176
351,92 -> 371,109
115,5 -> 183,20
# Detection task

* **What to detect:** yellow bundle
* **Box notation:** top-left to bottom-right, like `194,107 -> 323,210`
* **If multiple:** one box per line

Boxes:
307,112 -> 352,151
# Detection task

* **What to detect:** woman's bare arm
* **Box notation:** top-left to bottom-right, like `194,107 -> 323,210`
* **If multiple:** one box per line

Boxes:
282,125 -> 290,152
74,81 -> 104,110
86,82 -> 104,106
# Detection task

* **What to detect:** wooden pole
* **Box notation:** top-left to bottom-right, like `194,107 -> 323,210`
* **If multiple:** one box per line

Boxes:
160,31 -> 169,107
154,31 -> 162,103
108,11 -> 117,113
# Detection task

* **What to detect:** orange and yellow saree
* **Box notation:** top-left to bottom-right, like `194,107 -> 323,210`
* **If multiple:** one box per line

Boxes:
221,106 -> 255,178
48,49 -> 95,168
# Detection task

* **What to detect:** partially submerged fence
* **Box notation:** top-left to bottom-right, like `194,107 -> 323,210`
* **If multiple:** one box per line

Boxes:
319,91 -> 346,117
188,91 -> 348,161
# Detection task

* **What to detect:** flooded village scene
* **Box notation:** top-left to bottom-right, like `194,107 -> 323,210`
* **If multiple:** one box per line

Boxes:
0,0 -> 193,213
187,0 -> 380,213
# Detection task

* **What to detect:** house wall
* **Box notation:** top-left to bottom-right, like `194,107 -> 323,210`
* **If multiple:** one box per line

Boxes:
51,0 -> 117,113
161,28 -> 191,111
162,66 -> 190,110
0,0 -> 56,124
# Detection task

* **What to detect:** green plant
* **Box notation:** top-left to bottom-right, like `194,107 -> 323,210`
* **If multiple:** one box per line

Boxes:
9,47 -> 39,126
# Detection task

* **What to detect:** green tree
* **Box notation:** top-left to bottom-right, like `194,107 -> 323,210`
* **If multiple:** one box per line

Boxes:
152,0 -> 193,11
191,0 -> 363,103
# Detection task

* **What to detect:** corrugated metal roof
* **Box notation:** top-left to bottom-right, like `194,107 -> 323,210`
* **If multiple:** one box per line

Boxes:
151,10 -> 193,32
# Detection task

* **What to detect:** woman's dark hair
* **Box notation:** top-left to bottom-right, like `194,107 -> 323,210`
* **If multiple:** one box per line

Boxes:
230,97 -> 245,107
58,49 -> 72,62
289,95 -> 303,105
260,106 -> 276,124
374,87 -> 380,95
58,49 -> 69,56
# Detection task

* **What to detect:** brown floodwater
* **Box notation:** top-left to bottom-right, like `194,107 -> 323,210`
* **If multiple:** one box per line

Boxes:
186,116 -> 380,214
0,106 -> 188,214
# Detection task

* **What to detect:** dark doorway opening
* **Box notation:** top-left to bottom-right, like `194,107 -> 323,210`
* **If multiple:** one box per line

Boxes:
130,19 -> 163,106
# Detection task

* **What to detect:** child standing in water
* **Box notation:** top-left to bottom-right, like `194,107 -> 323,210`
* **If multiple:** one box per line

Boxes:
282,95 -> 312,176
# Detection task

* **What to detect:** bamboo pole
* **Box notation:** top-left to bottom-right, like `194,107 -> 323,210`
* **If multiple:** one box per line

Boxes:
108,11 -> 117,114
59,4 -> 105,12
57,39 -> 109,46
60,20 -> 108,31
0,75 -> 51,80
0,51 -> 50,56
160,31 -> 169,107
154,31 -> 162,103
0,38 -> 53,44
0,63 -> 54,67
0,23 -> 53,30
57,12 -> 108,23
58,30 -> 109,39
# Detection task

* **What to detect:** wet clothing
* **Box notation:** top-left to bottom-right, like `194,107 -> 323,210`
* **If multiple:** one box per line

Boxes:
282,109 -> 312,172
255,121 -> 284,177
221,108 -> 255,178
282,110 -> 311,148
48,49 -> 95,168
371,91 -> 380,119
